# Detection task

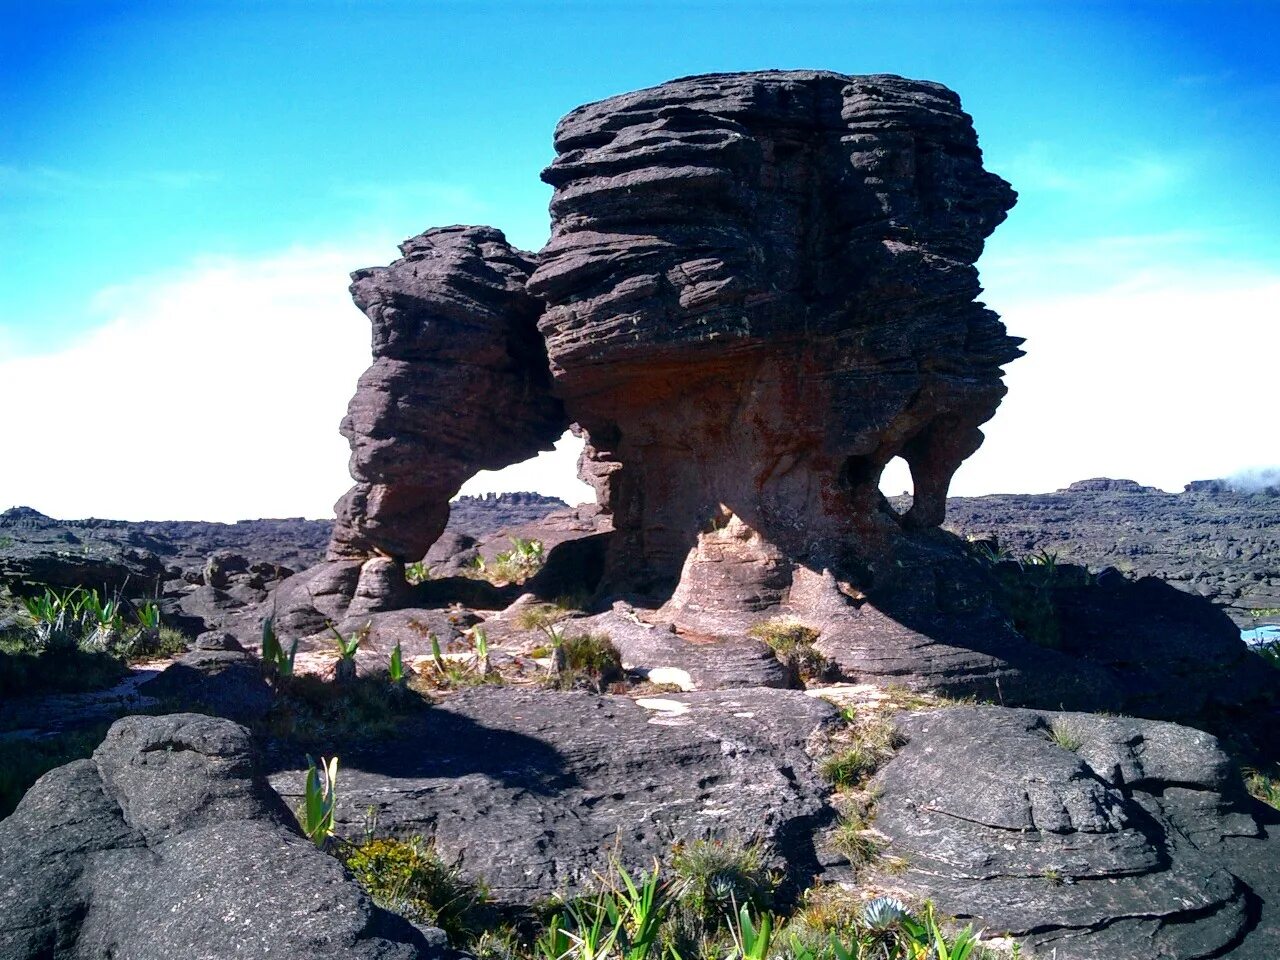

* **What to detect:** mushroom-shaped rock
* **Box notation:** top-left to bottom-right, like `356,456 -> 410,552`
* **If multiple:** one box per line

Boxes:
529,71 -> 1021,606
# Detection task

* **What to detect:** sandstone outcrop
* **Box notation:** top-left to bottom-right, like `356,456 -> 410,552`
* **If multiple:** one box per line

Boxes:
530,71 -> 1020,605
874,707 -> 1280,959
275,226 -> 567,631
330,226 -> 564,562
0,714 -> 443,959
255,71 -> 1278,735
269,687 -> 842,906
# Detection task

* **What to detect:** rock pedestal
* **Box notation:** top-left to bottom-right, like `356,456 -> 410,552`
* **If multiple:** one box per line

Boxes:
530,72 -> 1020,608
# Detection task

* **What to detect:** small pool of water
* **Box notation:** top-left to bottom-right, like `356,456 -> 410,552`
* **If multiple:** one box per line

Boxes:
1242,624 -> 1280,646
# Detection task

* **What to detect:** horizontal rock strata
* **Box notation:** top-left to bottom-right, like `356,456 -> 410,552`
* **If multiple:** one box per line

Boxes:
873,707 -> 1280,959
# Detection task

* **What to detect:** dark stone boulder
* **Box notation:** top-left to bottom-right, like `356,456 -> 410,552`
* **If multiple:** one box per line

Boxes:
193,629 -> 245,651
139,649 -> 273,723
0,714 -> 443,959
270,687 -> 841,907
423,531 -> 481,578
872,706 -> 1280,959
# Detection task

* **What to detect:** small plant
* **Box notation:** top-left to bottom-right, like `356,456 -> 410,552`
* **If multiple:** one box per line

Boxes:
405,560 -> 431,585
261,616 -> 298,678
473,537 -> 547,585
726,901 -> 775,960
136,601 -> 161,633
536,861 -> 668,960
821,747 -> 881,788
467,625 -> 493,676
668,839 -> 775,941
1252,639 -> 1280,669
1046,719 -> 1085,753
547,632 -> 624,692
21,587 -> 88,651
389,640 -> 406,684
749,617 -> 832,684
328,621 -> 369,684
301,754 -> 338,847
830,816 -> 883,868
411,630 -> 504,691
516,603 -> 572,645
966,537 -> 1012,566
821,717 -> 903,788
606,863 -> 666,960
340,835 -> 491,944
1245,768 -> 1280,809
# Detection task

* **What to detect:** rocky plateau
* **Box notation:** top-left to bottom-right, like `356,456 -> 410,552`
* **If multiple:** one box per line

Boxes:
2,71 -> 1277,960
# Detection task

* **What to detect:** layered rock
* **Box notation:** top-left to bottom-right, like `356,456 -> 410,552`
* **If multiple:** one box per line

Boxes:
529,71 -> 1020,604
270,686 -> 841,906
0,714 -> 442,959
331,225 -> 565,561
275,226 -> 568,633
873,707 -> 1280,960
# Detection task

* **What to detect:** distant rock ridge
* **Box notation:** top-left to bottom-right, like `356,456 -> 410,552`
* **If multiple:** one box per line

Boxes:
1060,477 -> 1162,494
1187,476 -> 1280,496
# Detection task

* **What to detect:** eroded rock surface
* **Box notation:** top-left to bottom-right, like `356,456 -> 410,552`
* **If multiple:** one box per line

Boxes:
331,226 -> 566,562
276,226 -> 568,631
270,687 -> 841,906
530,71 -> 1020,605
0,714 -> 442,959
873,707 -> 1280,959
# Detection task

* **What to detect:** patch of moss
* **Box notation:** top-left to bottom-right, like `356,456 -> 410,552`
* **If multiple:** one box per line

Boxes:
339,835 -> 492,944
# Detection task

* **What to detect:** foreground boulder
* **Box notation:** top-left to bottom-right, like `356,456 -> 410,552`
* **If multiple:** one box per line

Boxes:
873,707 -> 1280,959
0,714 -> 442,959
270,687 -> 842,906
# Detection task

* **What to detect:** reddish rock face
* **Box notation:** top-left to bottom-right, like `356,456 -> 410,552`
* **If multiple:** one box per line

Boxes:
329,225 -> 567,563
528,71 -> 1021,604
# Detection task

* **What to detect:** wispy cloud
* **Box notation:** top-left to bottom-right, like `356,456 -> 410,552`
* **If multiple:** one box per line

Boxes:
0,164 -> 221,196
998,141 -> 1188,205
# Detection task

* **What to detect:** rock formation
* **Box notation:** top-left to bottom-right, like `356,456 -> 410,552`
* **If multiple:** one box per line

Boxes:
277,71 -> 1026,652
274,226 -> 567,632
530,71 -> 1020,606
260,71 -> 1280,727
0,714 -> 443,959
874,707 -> 1280,960
269,686 -> 842,907
330,227 -> 565,562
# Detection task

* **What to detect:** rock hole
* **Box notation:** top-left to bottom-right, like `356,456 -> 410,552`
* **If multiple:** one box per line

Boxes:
455,429 -> 594,506
879,456 -> 913,517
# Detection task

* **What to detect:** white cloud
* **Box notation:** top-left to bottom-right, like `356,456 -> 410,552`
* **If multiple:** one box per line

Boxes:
0,245 -> 382,521
951,271 -> 1280,496
0,241 -> 592,522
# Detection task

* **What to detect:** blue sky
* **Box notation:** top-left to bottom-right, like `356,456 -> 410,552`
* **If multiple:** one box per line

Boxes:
2,1 -> 1278,519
